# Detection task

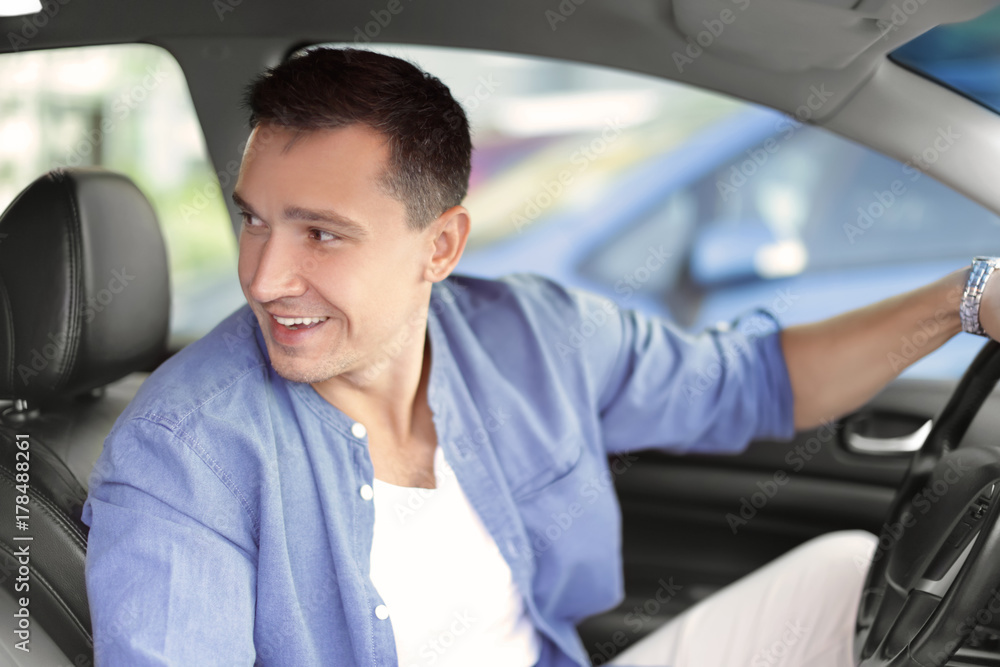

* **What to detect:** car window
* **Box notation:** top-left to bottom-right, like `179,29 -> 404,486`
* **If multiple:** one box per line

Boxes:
701,121 -> 1000,272
592,112 -> 1000,289
892,4 -> 1000,115
0,44 -> 245,347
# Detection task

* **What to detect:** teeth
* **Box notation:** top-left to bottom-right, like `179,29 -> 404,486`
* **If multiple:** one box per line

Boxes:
274,315 -> 328,327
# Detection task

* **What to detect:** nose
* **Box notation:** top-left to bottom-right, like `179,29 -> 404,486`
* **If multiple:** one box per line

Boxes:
247,231 -> 308,304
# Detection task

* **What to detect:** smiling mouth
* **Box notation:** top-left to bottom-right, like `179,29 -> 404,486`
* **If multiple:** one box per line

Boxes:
271,314 -> 329,330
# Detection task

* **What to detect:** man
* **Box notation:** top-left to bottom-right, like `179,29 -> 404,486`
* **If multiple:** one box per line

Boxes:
81,47 -> 1000,666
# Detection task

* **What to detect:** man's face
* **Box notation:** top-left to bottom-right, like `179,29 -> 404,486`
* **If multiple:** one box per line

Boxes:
234,122 -> 434,385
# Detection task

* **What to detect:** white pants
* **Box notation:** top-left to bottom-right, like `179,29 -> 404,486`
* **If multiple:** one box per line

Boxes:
609,530 -> 878,667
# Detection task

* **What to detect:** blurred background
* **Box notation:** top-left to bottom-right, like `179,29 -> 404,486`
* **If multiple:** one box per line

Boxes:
3,23 -> 1000,378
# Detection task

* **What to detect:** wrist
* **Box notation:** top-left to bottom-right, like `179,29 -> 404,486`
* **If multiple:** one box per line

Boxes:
980,264 -> 1000,340
960,258 -> 1000,337
938,267 -> 967,339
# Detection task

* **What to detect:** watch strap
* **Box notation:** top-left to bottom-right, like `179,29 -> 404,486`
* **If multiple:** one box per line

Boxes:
960,257 -> 1000,336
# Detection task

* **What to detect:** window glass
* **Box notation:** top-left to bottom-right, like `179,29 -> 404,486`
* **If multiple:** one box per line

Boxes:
0,44 -> 245,346
891,5 -> 1000,115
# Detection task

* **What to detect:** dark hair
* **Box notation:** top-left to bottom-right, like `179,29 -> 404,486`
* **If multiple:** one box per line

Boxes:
244,47 -> 472,230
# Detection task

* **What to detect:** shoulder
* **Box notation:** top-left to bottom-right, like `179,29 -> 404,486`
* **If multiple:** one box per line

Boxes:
116,304 -> 270,430
436,271 -> 620,336
431,273 -> 622,359
88,305 -> 271,536
432,272 -> 625,386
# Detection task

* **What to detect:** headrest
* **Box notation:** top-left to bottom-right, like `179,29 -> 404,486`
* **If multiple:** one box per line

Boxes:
0,168 -> 170,402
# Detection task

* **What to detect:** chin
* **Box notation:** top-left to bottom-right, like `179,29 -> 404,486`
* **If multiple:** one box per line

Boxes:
268,351 -> 360,385
270,363 -> 324,384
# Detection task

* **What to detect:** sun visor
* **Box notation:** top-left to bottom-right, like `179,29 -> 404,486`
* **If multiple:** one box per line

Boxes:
669,0 -> 1000,72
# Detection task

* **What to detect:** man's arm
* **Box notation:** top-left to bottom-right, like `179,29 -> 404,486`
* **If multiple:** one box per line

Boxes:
779,265 -> 996,431
83,418 -> 258,664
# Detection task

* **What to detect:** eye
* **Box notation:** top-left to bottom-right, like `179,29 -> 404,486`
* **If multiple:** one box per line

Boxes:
309,228 -> 341,242
240,211 -> 264,229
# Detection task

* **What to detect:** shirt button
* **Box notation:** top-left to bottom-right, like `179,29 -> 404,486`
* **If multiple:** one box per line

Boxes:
360,484 -> 374,501
351,422 -> 367,439
375,604 -> 390,620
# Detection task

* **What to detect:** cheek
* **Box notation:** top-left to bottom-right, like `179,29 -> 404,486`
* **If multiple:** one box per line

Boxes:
237,235 -> 260,284
237,254 -> 253,288
308,253 -> 362,308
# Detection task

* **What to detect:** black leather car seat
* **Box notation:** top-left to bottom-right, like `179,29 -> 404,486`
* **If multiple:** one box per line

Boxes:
0,168 -> 170,663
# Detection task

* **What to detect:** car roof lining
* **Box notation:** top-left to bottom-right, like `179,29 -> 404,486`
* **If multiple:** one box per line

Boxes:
4,0 -> 1000,226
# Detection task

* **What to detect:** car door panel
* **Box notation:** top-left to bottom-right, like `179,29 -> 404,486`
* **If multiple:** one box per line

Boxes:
577,377 -> 1000,657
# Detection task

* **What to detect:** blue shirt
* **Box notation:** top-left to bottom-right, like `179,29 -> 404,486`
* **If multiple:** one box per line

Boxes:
81,272 -> 795,666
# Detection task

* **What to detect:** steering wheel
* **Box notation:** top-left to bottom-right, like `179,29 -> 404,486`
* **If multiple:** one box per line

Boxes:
855,339 -> 1000,666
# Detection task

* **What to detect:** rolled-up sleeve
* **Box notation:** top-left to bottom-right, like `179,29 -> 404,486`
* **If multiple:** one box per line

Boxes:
81,417 -> 258,666
592,295 -> 796,455
509,271 -> 796,456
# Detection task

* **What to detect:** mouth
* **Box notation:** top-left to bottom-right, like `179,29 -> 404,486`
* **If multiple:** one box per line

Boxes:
271,314 -> 329,331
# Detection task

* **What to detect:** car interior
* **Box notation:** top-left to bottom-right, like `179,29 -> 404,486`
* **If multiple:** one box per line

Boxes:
4,1 -> 1000,666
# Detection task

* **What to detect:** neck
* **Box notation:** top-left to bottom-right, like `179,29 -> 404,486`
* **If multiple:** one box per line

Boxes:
310,312 -> 432,443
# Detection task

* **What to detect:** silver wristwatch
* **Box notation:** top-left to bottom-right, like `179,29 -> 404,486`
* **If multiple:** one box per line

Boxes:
960,256 -> 1000,336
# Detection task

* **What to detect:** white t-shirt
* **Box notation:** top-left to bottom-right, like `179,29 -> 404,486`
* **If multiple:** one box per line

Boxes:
368,445 -> 542,667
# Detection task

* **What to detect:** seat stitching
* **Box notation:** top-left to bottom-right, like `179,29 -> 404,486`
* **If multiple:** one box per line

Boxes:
0,468 -> 88,551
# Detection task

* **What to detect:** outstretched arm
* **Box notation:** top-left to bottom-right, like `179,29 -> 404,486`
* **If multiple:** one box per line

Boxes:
780,265 -> 1000,430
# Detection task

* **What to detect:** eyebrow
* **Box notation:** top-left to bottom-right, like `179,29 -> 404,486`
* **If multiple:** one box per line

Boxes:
231,191 -> 369,238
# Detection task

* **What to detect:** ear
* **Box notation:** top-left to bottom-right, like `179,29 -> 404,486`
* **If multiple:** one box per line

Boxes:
423,205 -> 470,283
